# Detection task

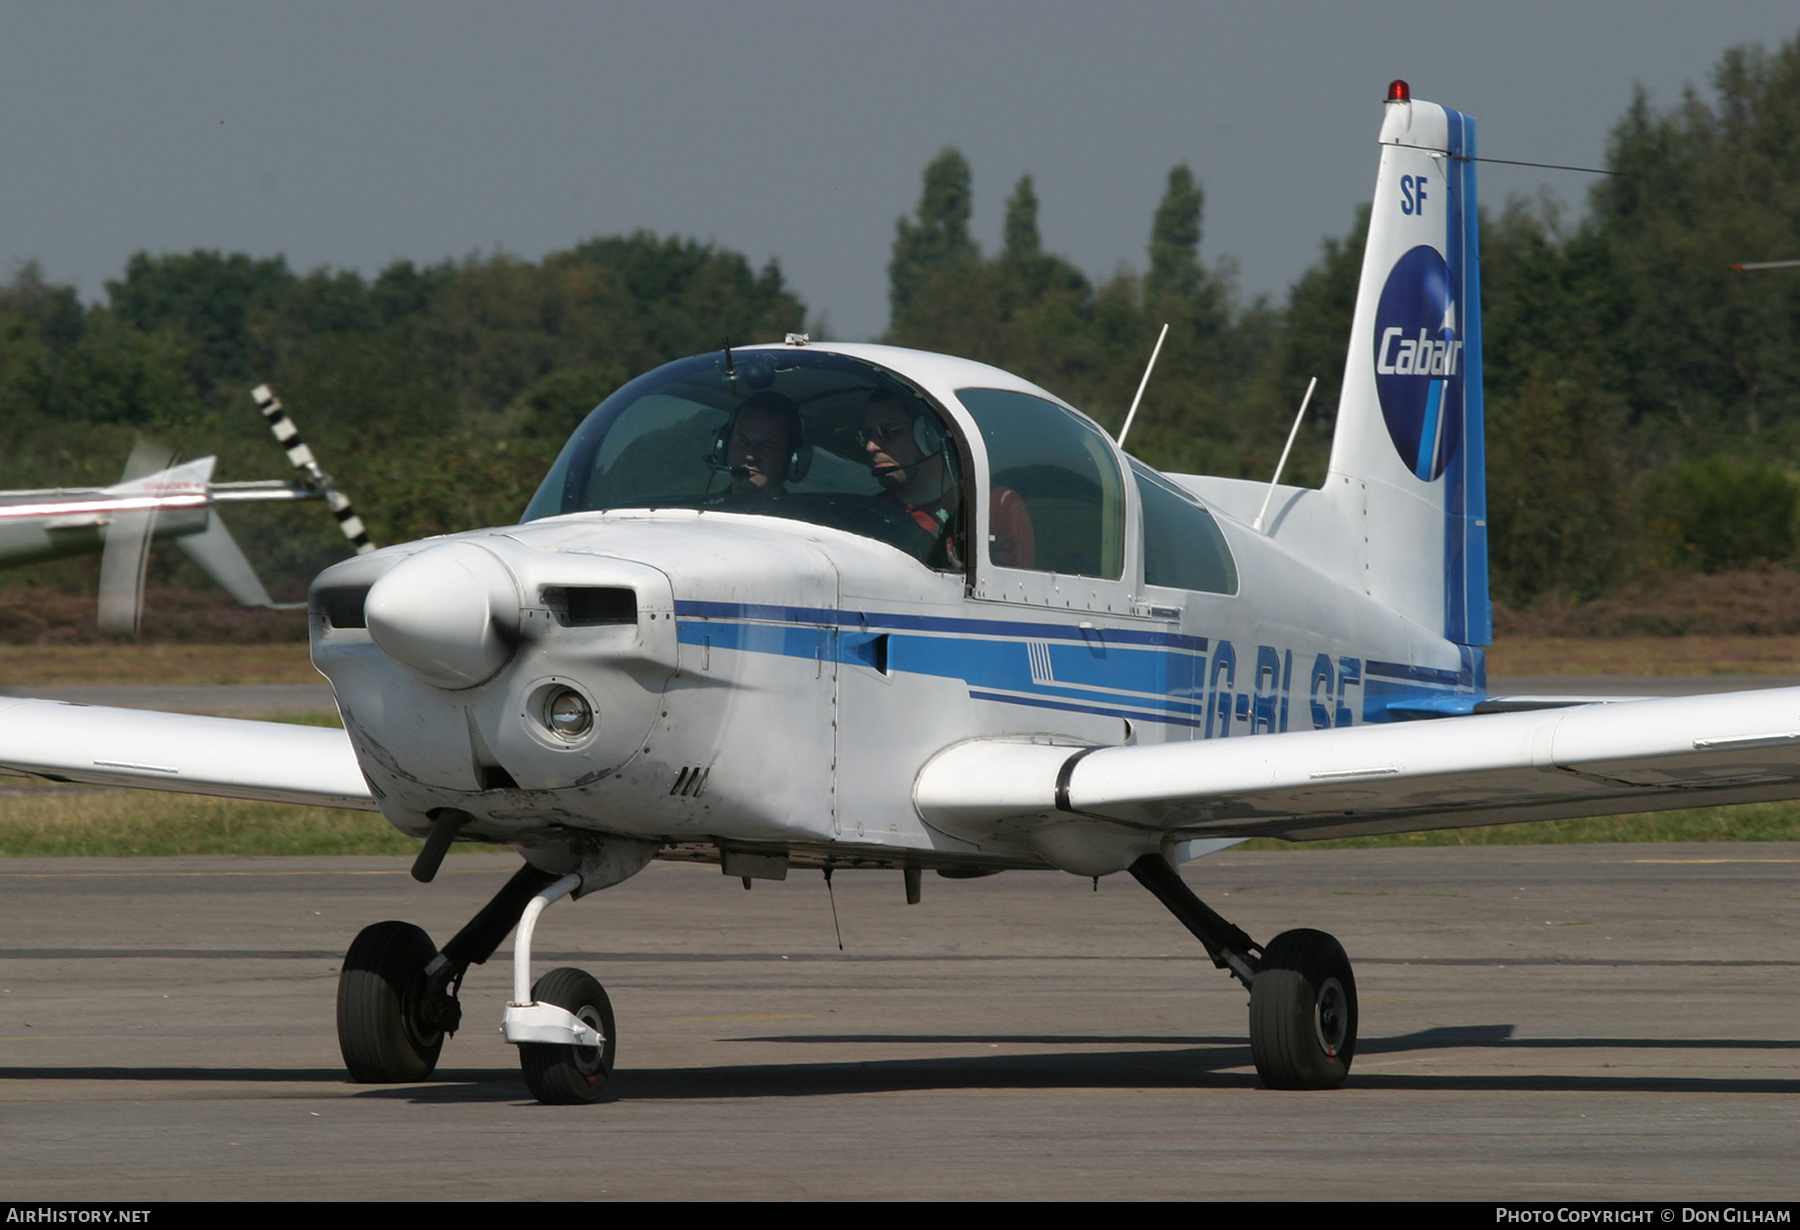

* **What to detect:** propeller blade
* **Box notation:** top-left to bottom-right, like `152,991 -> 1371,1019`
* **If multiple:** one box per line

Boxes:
118,440 -> 177,484
96,442 -> 178,636
251,385 -> 375,555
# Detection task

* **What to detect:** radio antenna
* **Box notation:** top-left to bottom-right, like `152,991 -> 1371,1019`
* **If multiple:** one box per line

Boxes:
1253,376 -> 1318,534
723,336 -> 736,393
1115,322 -> 1169,449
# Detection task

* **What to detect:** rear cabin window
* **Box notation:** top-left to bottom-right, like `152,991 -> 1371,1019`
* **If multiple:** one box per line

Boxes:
1131,459 -> 1238,595
955,388 -> 1126,580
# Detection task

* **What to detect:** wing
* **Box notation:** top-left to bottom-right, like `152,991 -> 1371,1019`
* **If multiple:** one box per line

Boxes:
916,687 -> 1800,843
0,698 -> 377,810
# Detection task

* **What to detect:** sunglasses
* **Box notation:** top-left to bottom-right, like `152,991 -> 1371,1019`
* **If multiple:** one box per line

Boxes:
856,424 -> 911,447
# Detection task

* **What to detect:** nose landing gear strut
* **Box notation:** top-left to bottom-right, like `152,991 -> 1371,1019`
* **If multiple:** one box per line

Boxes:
501,872 -> 617,1104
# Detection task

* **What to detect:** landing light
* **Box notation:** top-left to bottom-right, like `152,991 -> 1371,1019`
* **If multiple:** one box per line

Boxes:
546,689 -> 594,739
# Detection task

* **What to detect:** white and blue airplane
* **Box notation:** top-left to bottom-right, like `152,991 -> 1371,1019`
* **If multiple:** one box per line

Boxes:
4,82 -> 1796,1103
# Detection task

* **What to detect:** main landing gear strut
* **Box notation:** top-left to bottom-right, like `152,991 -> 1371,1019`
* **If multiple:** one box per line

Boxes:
337,862 -> 620,1104
1128,853 -> 1357,1090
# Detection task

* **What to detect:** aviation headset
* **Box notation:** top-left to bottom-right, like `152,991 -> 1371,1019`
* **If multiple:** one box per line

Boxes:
707,391 -> 814,483
864,389 -> 946,460
911,411 -> 946,459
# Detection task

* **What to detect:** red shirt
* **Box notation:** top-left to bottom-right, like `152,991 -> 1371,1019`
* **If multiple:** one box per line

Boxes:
884,486 -> 1036,569
988,486 -> 1036,569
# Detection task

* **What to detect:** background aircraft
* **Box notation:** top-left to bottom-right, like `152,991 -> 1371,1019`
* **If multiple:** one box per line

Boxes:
0,385 -> 372,635
3,84 -> 1795,1104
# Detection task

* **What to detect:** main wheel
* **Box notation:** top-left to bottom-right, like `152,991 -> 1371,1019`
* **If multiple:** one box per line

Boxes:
519,967 -> 616,1105
1248,928 -> 1357,1090
337,920 -> 444,1082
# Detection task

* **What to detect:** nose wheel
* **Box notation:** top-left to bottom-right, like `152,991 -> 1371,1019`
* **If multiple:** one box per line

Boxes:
519,968 -> 616,1104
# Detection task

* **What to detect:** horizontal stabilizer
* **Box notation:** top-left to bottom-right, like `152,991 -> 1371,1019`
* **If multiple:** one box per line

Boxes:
0,698 -> 376,810
1382,693 -> 1657,719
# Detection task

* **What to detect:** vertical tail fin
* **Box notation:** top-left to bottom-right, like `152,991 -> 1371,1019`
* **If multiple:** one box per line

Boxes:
1325,81 -> 1488,647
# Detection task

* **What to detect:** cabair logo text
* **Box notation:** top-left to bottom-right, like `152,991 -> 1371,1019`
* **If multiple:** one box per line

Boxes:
1373,244 -> 1462,482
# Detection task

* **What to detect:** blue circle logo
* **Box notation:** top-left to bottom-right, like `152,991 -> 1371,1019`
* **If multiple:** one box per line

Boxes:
1373,245 -> 1462,482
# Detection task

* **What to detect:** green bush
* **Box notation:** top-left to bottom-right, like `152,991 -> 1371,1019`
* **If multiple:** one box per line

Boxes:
1652,456 -> 1798,571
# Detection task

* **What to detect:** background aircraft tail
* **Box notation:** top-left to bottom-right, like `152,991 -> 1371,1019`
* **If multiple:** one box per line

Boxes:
96,447 -> 200,636
95,451 -> 282,635
1323,82 -> 1488,648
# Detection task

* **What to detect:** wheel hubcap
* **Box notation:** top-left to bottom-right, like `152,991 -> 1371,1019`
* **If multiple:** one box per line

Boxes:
1314,977 -> 1348,1057
572,1005 -> 605,1077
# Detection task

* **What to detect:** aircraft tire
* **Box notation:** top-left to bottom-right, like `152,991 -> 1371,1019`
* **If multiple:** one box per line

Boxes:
519,967 -> 616,1105
1248,928 -> 1357,1091
337,920 -> 444,1083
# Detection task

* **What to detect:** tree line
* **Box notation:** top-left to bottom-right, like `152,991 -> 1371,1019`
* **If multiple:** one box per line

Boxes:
2,35 -> 1797,615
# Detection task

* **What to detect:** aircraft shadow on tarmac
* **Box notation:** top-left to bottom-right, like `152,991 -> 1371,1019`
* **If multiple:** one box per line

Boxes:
17,1020 -> 1799,1104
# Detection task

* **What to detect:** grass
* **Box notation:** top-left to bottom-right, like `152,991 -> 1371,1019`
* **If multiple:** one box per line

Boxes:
0,642 -> 318,685
0,785 -> 427,857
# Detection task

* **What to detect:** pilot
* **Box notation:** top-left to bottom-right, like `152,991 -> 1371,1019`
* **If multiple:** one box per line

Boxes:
860,390 -> 1035,568
716,391 -> 807,499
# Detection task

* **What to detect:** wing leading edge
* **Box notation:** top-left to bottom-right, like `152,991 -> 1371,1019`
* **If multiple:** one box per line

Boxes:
916,688 -> 1800,845
0,698 -> 377,810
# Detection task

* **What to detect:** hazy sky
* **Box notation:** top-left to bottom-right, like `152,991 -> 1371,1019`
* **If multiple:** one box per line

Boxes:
3,3 -> 1795,341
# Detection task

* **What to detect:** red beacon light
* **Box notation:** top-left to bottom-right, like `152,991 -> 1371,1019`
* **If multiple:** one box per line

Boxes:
1388,79 -> 1411,102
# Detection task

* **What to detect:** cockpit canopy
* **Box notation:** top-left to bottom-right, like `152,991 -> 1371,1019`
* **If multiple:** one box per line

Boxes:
523,346 -> 1236,595
523,349 -> 966,567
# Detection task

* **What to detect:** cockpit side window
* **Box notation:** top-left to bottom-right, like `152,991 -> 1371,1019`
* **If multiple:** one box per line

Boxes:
954,388 -> 1125,580
521,351 -> 967,570
1131,459 -> 1238,595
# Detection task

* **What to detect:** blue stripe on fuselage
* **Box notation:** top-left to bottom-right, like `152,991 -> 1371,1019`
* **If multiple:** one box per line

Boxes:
674,604 -> 1481,732
674,599 -> 1210,652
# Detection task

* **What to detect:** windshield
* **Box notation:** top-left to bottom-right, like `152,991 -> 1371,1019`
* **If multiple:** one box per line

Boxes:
522,350 -> 966,568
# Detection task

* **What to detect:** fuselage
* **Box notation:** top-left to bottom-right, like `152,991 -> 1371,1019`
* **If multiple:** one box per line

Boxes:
310,342 -> 1482,872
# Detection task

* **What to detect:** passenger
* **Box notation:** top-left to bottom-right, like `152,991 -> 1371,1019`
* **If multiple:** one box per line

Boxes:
860,391 -> 1035,568
717,391 -> 805,499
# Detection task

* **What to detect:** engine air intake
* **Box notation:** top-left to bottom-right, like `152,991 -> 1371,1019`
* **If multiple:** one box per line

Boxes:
314,585 -> 371,629
542,586 -> 637,627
